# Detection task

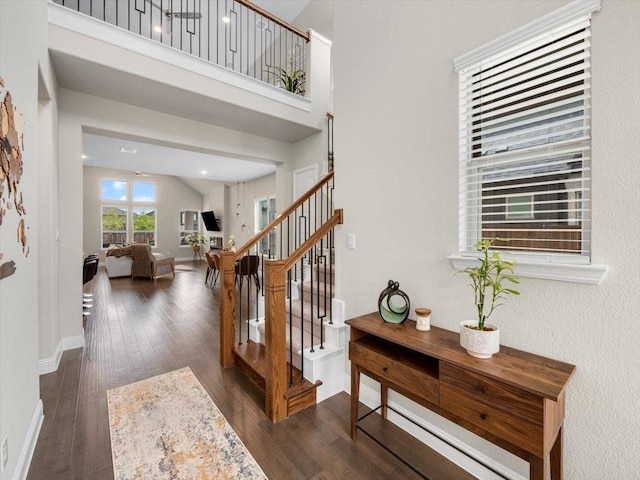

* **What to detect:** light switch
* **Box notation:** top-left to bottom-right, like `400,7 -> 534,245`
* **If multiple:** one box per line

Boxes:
347,233 -> 356,249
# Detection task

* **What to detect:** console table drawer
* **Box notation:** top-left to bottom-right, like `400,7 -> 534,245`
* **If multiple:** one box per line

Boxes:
350,339 -> 438,406
440,363 -> 544,455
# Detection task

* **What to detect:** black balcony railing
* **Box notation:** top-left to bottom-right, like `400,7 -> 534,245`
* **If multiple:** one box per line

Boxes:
54,0 -> 309,94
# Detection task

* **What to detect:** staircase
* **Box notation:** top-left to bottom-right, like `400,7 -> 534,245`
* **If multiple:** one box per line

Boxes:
219,157 -> 345,422
256,248 -> 335,367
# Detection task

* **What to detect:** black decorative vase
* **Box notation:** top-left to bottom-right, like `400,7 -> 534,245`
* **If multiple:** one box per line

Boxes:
378,280 -> 410,324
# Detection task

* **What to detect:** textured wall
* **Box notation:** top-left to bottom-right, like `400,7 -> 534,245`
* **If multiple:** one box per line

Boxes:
0,1 -> 46,478
331,0 -> 640,478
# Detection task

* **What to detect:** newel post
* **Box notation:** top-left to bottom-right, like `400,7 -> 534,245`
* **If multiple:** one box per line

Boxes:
219,251 -> 236,367
264,258 -> 288,422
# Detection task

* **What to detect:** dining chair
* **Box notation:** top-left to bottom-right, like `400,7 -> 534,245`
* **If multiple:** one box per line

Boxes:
234,254 -> 260,291
204,251 -> 216,285
211,253 -> 221,288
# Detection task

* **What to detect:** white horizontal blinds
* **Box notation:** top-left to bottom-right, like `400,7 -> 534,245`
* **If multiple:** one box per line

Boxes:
458,16 -> 592,259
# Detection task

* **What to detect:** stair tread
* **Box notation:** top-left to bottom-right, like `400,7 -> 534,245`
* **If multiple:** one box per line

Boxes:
315,262 -> 335,275
298,280 -> 334,298
286,298 -> 330,322
283,378 -> 322,400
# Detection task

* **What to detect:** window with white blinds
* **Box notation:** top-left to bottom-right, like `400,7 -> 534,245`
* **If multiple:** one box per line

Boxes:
455,1 -> 600,264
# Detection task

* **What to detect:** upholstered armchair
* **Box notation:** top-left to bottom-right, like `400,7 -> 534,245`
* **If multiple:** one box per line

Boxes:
130,243 -> 156,278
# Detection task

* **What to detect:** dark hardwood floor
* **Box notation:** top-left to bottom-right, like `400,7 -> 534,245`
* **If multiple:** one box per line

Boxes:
27,262 -> 476,480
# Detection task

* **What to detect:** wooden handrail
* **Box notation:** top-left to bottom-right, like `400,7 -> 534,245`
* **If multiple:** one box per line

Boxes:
234,0 -> 310,42
234,171 -> 335,259
284,209 -> 343,271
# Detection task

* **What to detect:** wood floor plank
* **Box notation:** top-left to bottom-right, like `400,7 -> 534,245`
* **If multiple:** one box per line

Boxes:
27,263 -> 478,480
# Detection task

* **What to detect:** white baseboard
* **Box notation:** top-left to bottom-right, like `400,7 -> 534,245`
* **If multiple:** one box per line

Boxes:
12,400 -> 44,480
346,375 -> 526,480
62,334 -> 85,351
38,342 -> 63,375
39,334 -> 85,375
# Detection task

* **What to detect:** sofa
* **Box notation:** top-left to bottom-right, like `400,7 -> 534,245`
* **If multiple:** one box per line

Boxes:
105,254 -> 133,278
105,244 -> 174,279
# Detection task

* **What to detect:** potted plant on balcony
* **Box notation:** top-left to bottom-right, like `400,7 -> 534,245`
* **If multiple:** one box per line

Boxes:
270,66 -> 305,95
460,239 -> 520,359
266,51 -> 305,95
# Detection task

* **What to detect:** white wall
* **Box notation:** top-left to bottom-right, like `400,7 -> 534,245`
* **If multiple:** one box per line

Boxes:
331,0 -> 640,478
292,131 -> 329,176
292,1 -> 334,40
0,1 -> 47,478
83,166 -> 203,261
225,174 -> 276,248
37,59 -> 61,365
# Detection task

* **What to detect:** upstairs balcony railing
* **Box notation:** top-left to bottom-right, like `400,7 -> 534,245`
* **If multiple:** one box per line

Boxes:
54,0 -> 309,94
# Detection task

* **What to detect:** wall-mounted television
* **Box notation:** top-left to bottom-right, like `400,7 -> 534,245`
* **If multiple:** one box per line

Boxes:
201,211 -> 221,231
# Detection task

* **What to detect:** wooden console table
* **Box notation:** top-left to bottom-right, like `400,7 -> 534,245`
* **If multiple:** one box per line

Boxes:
347,313 -> 575,480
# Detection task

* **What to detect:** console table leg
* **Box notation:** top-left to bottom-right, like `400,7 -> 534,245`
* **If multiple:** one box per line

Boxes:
550,426 -> 563,480
350,364 -> 360,439
529,454 -> 546,480
381,384 -> 388,420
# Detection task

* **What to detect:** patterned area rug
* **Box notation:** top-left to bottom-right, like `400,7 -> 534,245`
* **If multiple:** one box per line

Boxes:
107,367 -> 267,479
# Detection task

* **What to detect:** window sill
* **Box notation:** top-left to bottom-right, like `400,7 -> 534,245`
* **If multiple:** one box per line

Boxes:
448,255 -> 608,285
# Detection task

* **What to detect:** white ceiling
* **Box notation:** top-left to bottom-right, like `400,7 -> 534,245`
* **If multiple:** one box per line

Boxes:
76,0 -> 311,194
83,133 -> 277,190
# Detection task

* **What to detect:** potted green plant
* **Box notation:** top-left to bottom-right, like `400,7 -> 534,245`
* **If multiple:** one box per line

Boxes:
460,238 -> 520,358
268,67 -> 305,95
186,232 -> 206,254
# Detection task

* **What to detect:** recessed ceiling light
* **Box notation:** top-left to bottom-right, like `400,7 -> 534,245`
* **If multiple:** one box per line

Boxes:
200,170 -> 208,175
120,147 -> 138,154
222,15 -> 230,23
81,154 -> 87,159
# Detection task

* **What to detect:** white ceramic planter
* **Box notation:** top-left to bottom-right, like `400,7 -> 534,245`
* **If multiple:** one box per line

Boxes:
459,320 -> 500,359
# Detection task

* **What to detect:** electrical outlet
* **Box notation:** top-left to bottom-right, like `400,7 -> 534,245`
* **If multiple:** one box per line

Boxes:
1,436 -> 8,472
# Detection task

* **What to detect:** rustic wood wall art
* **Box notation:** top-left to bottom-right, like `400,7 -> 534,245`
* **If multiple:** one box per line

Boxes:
0,76 -> 29,279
